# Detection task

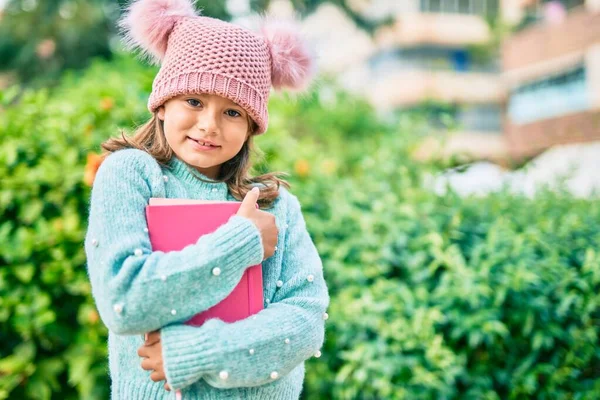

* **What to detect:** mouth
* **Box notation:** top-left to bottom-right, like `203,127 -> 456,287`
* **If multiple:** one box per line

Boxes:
187,137 -> 221,148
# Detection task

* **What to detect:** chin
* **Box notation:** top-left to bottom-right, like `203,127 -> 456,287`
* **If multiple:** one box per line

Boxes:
181,152 -> 215,169
183,156 -> 207,168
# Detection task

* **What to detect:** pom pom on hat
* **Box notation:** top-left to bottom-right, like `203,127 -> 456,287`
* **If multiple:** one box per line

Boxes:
260,18 -> 315,91
119,0 -> 198,65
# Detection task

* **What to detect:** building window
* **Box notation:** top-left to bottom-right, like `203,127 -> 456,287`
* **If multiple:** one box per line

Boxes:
458,105 -> 503,133
508,66 -> 589,125
368,46 -> 498,75
419,0 -> 499,17
524,0 -> 585,14
518,0 -> 586,29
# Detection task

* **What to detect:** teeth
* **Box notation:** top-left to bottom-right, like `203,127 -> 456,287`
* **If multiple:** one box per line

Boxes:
190,138 -> 217,147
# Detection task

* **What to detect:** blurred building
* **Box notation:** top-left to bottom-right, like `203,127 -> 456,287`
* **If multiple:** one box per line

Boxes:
502,0 -> 600,158
368,0 -> 504,133
343,0 -> 600,164
318,0 -> 509,162
372,1 -> 503,125
299,2 -> 514,150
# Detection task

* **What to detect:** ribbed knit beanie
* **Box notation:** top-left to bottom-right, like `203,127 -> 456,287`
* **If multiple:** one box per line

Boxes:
119,0 -> 315,134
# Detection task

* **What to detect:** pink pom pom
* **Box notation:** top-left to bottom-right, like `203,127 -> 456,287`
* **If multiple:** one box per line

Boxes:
261,18 -> 315,91
119,0 -> 198,65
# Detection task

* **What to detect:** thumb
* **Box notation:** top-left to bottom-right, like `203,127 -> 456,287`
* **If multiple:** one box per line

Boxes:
238,187 -> 259,214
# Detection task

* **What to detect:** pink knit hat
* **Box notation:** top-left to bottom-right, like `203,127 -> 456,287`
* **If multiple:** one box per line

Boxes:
119,0 -> 315,134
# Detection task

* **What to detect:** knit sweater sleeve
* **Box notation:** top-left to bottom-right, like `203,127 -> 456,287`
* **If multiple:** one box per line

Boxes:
160,190 -> 330,391
84,149 -> 264,335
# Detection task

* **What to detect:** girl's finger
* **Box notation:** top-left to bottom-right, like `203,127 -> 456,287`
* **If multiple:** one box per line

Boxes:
150,370 -> 165,382
164,382 -> 171,391
141,358 -> 154,371
137,346 -> 148,358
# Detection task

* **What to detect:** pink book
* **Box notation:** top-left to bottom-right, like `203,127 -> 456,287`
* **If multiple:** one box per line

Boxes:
145,198 -> 263,327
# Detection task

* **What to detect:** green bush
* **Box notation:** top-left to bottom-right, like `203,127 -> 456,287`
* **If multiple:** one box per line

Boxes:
1,54 -> 599,400
0,55 -> 154,400
301,152 -> 600,399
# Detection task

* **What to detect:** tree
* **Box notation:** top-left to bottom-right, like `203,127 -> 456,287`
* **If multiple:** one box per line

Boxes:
0,0 -> 233,87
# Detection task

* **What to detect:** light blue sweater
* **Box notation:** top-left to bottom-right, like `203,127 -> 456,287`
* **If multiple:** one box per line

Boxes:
84,148 -> 330,399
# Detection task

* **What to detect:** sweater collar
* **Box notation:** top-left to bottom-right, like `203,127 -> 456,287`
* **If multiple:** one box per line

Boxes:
166,156 -> 228,193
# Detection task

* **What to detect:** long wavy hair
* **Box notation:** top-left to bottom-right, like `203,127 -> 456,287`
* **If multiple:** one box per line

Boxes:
101,112 -> 289,209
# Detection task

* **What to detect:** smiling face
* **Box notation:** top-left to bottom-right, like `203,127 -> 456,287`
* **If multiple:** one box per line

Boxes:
157,93 -> 251,180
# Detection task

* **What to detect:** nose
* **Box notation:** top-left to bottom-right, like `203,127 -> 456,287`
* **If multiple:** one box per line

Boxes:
196,109 -> 220,135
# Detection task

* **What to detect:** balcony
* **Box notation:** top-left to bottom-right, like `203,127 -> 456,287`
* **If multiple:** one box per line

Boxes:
375,12 -> 491,48
506,110 -> 600,157
367,69 -> 505,109
502,6 -> 600,84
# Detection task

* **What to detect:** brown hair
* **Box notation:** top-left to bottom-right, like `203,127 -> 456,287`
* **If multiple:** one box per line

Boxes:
100,112 -> 289,209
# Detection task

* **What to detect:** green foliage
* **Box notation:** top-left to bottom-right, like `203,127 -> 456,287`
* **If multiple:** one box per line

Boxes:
0,0 -> 122,86
301,161 -> 600,399
0,55 -> 153,400
0,0 -> 233,87
1,54 -> 599,399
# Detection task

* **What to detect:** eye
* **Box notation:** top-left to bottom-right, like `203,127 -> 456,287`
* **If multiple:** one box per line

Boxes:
186,99 -> 202,107
226,109 -> 242,118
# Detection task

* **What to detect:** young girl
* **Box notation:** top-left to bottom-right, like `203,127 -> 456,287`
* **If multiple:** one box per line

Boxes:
84,0 -> 329,398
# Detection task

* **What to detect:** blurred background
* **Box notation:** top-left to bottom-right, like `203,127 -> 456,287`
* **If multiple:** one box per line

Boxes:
1,0 -> 599,399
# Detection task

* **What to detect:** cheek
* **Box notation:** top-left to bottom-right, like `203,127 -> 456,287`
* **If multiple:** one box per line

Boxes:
227,127 -> 248,150
163,111 -> 195,138
162,121 -> 178,144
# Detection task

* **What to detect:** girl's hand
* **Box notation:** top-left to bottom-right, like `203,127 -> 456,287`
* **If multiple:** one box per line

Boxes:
138,331 -> 171,391
237,187 -> 279,260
